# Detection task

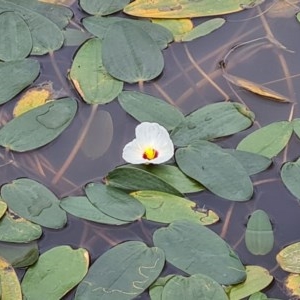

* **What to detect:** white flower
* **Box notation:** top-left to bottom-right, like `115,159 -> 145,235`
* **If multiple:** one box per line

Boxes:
122,122 -> 174,164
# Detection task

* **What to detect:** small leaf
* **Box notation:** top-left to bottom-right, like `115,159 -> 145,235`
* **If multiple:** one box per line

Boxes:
22,246 -> 89,300
85,183 -> 145,222
0,59 -> 40,105
153,220 -> 246,285
181,18 -> 225,42
245,210 -> 274,255
131,190 -> 218,225
70,38 -> 123,105
60,196 -> 128,225
75,241 -> 165,300
171,102 -> 254,146
0,11 -> 32,61
276,242 -> 300,273
281,157 -> 300,199
237,121 -> 293,158
175,141 -> 253,201
0,98 -> 77,152
149,275 -> 175,300
1,178 -> 67,229
227,265 -> 273,300
80,0 -> 130,15
102,21 -> 164,83
285,273 -> 300,299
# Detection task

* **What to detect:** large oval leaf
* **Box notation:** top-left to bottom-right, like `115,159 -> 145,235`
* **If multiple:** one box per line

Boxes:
237,121 -> 293,158
1,178 -> 67,229
22,246 -> 89,300
0,59 -> 40,105
85,183 -> 145,222
276,242 -> 300,273
153,220 -> 246,285
0,98 -> 77,152
245,210 -> 274,255
171,102 -> 254,146
0,12 -> 32,61
102,21 -> 164,83
175,141 -> 253,201
80,0 -> 130,15
281,157 -> 300,199
70,38 -> 123,104
118,91 -> 184,131
131,190 -> 218,225
75,241 -> 165,300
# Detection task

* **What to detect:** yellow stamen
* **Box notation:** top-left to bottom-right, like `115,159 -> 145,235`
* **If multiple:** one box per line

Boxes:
143,147 -> 158,160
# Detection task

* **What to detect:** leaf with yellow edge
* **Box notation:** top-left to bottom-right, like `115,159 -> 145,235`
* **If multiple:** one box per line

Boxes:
152,18 -> 193,42
124,0 -> 263,19
285,273 -> 300,299
223,72 -> 291,103
13,83 -> 53,117
0,200 -> 7,219
0,256 -> 22,300
276,242 -> 300,273
227,265 -> 273,300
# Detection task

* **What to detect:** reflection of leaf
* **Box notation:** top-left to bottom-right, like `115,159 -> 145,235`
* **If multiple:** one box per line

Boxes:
268,0 -> 299,18
75,241 -> 165,300
223,72 -> 291,102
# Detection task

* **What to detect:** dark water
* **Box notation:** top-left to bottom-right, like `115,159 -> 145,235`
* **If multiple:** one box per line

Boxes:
2,1 -> 300,299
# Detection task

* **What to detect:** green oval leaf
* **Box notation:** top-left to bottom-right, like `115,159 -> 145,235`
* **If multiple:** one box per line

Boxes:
175,141 -> 253,201
131,190 -> 218,225
85,183 -> 145,222
70,38 -> 123,105
0,59 -> 40,105
118,91 -> 184,131
80,0 -> 130,15
22,246 -> 89,300
75,241 -> 165,300
276,242 -> 300,273
153,220 -> 246,285
281,157 -> 300,199
1,178 -> 67,229
245,210 -> 274,255
60,196 -> 128,225
171,102 -> 254,146
0,12 -> 32,61
102,21 -> 164,83
237,121 -> 293,158
0,98 -> 77,152
0,211 -> 42,243
105,165 -> 183,196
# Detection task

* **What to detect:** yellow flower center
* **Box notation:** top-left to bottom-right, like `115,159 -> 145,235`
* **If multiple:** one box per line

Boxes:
143,147 -> 158,160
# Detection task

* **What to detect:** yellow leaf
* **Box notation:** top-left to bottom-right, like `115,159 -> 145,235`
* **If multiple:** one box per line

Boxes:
285,273 -> 300,298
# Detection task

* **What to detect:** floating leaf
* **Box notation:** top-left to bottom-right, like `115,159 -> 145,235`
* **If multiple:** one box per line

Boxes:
135,164 -> 204,193
118,91 -> 184,131
83,16 -> 173,49
105,165 -> 183,196
85,183 -> 145,222
1,178 -> 67,229
75,241 -> 165,300
0,11 -> 32,61
13,83 -> 53,117
0,241 -> 39,268
171,102 -> 254,146
245,210 -> 274,255
70,38 -> 123,104
131,190 -> 218,225
0,256 -> 22,300
102,21 -> 164,83
60,196 -> 128,225
281,157 -> 300,199
228,266 -> 273,300
0,97 -> 77,152
22,246 -> 89,300
153,220 -> 246,285
223,72 -> 291,103
124,0 -> 259,18
0,201 -> 7,219
63,28 -> 91,46
276,242 -> 300,273
248,292 -> 268,300
175,141 -> 253,201
0,211 -> 42,243
149,275 -> 175,300
0,59 -> 40,105
285,273 -> 300,299
152,18 -> 193,42
181,18 -> 225,42
292,118 -> 300,140
80,0 -> 130,15
81,110 -> 113,159
237,121 -> 293,158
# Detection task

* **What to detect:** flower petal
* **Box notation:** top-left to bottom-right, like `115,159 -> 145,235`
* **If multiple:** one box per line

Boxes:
122,139 -> 148,164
